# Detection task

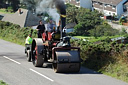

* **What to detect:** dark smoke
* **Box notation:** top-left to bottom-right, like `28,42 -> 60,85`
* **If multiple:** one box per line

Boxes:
20,0 -> 66,26
54,0 -> 66,15
20,0 -> 66,14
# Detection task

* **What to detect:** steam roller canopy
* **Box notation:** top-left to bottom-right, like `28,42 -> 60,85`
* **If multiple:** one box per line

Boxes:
54,50 -> 81,72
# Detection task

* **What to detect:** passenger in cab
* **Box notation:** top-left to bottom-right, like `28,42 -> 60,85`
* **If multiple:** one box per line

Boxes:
36,20 -> 45,38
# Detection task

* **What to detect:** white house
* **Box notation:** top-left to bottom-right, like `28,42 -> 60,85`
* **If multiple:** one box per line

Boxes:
80,0 -> 92,10
80,0 -> 128,18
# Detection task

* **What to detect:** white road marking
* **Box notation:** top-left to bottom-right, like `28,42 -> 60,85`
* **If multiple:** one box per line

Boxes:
30,68 -> 54,82
3,56 -> 21,64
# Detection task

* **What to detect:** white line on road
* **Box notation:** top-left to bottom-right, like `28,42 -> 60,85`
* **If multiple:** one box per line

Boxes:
3,56 -> 21,64
30,68 -> 54,82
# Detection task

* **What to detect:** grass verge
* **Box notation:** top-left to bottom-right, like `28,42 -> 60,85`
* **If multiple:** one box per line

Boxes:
74,35 -> 125,42
0,8 -> 13,14
0,80 -> 8,85
71,39 -> 128,83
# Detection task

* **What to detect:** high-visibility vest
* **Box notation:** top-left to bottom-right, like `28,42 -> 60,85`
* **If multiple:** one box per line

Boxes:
25,36 -> 32,44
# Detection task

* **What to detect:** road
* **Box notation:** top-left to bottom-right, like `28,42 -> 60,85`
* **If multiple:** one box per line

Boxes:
0,39 -> 128,85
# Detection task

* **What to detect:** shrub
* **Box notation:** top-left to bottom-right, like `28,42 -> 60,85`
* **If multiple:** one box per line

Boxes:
0,21 -> 37,45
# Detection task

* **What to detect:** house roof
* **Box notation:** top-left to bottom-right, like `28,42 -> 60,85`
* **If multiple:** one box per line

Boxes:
92,0 -> 122,6
2,8 -> 40,27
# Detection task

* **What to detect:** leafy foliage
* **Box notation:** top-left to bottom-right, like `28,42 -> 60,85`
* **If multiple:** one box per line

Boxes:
66,4 -> 78,24
0,0 -> 20,11
88,24 -> 120,37
6,6 -> 13,13
66,5 -> 121,37
0,21 -> 37,45
71,38 -> 128,82
0,80 -> 8,85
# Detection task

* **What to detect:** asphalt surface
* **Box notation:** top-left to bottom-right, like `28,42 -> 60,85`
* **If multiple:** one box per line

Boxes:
0,39 -> 128,85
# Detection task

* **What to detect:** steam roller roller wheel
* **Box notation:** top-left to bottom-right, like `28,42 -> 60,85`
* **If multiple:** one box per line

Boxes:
32,39 -> 44,67
53,51 -> 81,73
53,63 -> 81,73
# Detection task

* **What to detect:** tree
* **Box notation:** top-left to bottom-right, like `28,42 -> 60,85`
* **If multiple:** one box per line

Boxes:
20,0 -> 39,11
74,8 -> 102,36
88,24 -> 120,37
66,4 -> 78,24
10,0 -> 20,11
0,0 -> 8,8
0,0 -> 20,11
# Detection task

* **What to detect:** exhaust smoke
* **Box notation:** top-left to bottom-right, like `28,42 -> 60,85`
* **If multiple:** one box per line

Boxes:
36,0 -> 66,26
20,0 -> 66,26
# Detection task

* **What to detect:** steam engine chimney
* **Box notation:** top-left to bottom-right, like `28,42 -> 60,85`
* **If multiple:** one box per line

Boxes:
60,9 -> 66,39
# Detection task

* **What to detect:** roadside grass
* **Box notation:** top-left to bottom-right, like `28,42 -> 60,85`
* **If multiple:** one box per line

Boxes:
72,37 -> 128,83
0,80 -> 8,85
0,8 -> 13,14
73,36 -> 94,39
102,59 -> 128,82
73,35 -> 125,42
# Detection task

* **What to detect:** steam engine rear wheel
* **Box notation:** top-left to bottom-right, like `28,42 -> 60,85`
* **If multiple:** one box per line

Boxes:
32,39 -> 44,67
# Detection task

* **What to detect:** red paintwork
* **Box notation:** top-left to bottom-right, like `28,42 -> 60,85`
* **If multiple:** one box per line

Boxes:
35,46 -> 37,59
48,32 -> 52,40
42,32 -> 53,41
53,43 -> 57,46
42,33 -> 47,41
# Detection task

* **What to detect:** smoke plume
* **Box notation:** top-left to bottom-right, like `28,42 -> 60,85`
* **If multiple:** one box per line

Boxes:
36,0 -> 66,26
20,0 -> 66,26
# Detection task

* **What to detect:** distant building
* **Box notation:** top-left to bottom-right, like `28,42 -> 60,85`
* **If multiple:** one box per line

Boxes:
2,8 -> 41,27
79,0 -> 128,18
66,0 -> 128,18
80,0 -> 92,9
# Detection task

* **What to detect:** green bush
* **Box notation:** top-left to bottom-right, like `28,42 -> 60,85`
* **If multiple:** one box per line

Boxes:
6,6 -> 13,13
0,80 -> 8,85
0,21 -> 37,45
71,39 -> 128,82
66,5 -> 121,37
88,24 -> 120,37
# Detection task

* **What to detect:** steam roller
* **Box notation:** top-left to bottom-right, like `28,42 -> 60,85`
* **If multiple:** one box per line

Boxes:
31,36 -> 81,73
29,8 -> 81,72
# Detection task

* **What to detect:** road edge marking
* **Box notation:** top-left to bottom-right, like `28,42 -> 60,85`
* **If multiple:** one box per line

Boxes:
29,68 -> 54,82
3,56 -> 21,65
